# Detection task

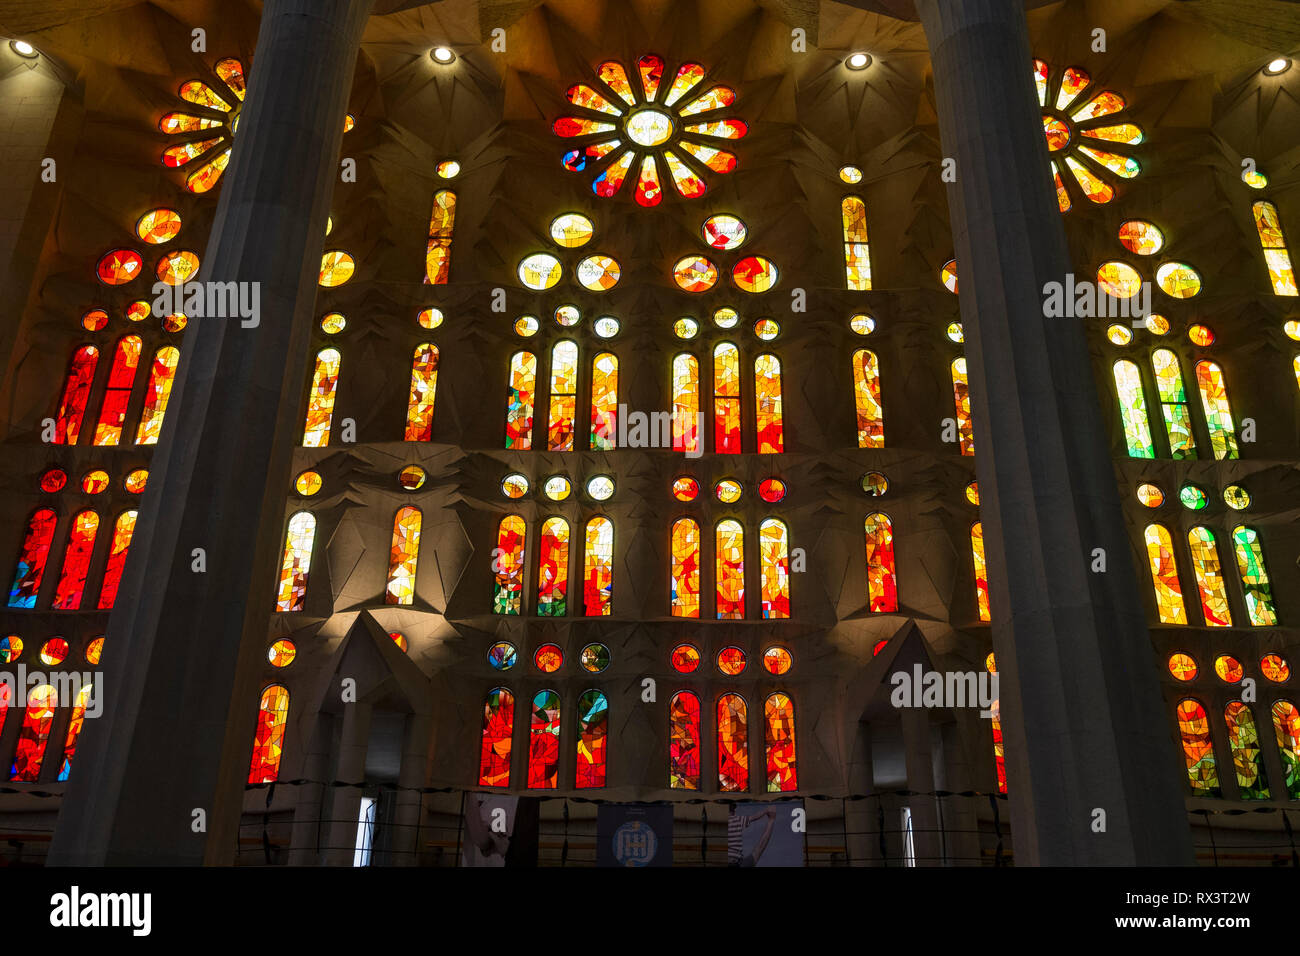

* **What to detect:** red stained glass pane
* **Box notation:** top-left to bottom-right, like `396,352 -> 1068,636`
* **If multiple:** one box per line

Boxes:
670,691 -> 701,789
247,685 -> 290,784
57,682 -> 95,781
10,684 -> 57,781
864,512 -> 898,612
765,693 -> 797,792
7,509 -> 57,608
478,687 -> 515,787
717,694 -> 749,791
576,689 -> 608,788
96,249 -> 143,285
96,510 -> 137,609
54,346 -> 99,445
671,644 -> 700,673
537,518 -> 569,616
93,336 -> 143,446
52,510 -> 99,610
637,54 -> 664,100
528,690 -> 561,789
493,515 -> 526,615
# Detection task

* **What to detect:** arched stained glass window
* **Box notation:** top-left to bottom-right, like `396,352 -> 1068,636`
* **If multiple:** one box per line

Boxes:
548,340 -> 578,451
754,354 -> 784,454
135,346 -> 180,445
478,687 -> 515,787
1231,525 -> 1277,626
506,350 -> 537,449
404,343 -> 439,441
1186,527 -> 1231,627
583,516 -> 613,616
758,518 -> 790,620
716,519 -> 745,619
248,684 -> 290,784
7,508 -> 57,608
672,353 -> 701,453
971,521 -> 990,622
713,343 -> 742,453
96,510 -> 137,610
425,189 -> 456,284
852,348 -> 883,448
1271,700 -> 1300,799
52,510 -> 99,610
0,684 -> 9,751
275,511 -> 315,612
493,515 -> 526,615
1112,359 -> 1154,458
864,512 -> 898,613
669,690 -> 701,789
576,689 -> 608,789
717,693 -> 749,792
92,335 -> 143,446
842,196 -> 871,290
991,699 -> 1007,794
1251,200 -> 1298,296
1225,701 -> 1269,799
57,682 -> 95,781
386,506 -> 421,605
764,692 -> 797,792
1176,698 -> 1219,795
1143,523 -> 1186,624
951,357 -> 974,456
528,690 -> 561,789
537,517 -> 569,616
302,347 -> 341,447
1194,361 -> 1237,460
10,684 -> 56,781
1151,349 -> 1195,459
670,517 -> 700,618
591,352 -> 618,450
53,345 -> 99,445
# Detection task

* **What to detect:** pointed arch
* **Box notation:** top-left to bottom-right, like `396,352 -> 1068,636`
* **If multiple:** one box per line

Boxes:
1112,359 -> 1154,458
478,687 -> 515,787
852,348 -> 883,448
669,690 -> 701,789
1231,525 -> 1277,626
548,340 -> 579,451
671,352 -> 701,453
53,345 -> 99,445
302,347 -> 341,447
670,517 -> 700,618
9,684 -> 57,781
1186,527 -> 1231,627
248,684 -> 290,784
96,510 -> 138,609
715,519 -> 745,619
404,343 -> 439,441
713,342 -> 742,453
583,516 -> 613,616
764,692 -> 797,792
506,350 -> 537,449
537,516 -> 570,616
386,506 -> 421,605
590,351 -> 618,450
576,689 -> 608,789
134,345 -> 180,445
754,353 -> 784,453
92,335 -> 143,446
7,508 -> 57,608
1194,360 -> 1237,459
52,510 -> 99,610
493,514 -> 526,615
758,517 -> 790,619
1142,523 -> 1186,624
864,512 -> 898,612
275,511 -> 316,612
528,690 -> 561,789
1225,701 -> 1269,799
717,693 -> 749,792
1176,698 -> 1219,795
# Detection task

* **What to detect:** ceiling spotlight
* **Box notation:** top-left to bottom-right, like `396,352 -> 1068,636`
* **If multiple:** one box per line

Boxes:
1263,56 -> 1291,76
431,46 -> 456,64
846,52 -> 871,71
10,40 -> 38,58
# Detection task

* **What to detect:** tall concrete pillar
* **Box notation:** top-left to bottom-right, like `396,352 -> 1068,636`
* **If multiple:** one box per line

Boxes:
915,0 -> 1193,864
47,0 -> 374,865
900,707 -> 942,865
324,702 -> 372,866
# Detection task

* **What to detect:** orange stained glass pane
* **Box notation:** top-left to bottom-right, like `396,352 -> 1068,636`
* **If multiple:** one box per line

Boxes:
56,682 -> 95,781
635,155 -> 663,207
214,57 -> 246,100
591,352 -> 618,450
97,249 -> 143,285
671,517 -> 701,618
537,517 -> 570,617
302,348 -> 340,447
597,61 -> 636,106
671,644 -> 701,673
1118,220 -> 1164,256
674,255 -> 718,293
677,140 -> 737,173
1168,653 -> 1198,681
184,147 -> 231,193
96,510 -> 137,610
684,119 -> 747,140
764,647 -> 793,675
1143,523 -> 1187,624
680,84 -> 735,116
1252,201 -> 1298,296
1176,698 -> 1218,794
1055,65 -> 1090,110
566,82 -> 622,116
765,693 -> 797,792
52,510 -> 99,610
404,343 -> 439,442
158,111 -> 222,135
547,340 -> 578,451
754,353 -> 784,453
385,507 -> 421,605
583,517 -> 613,616
53,346 -> 98,446
179,79 -> 232,111
637,54 -> 665,100
951,357 -> 974,455
842,196 -> 871,290
991,699 -> 1006,793
318,251 -> 355,287
136,208 -> 182,244
864,512 -> 898,612
971,522 -> 990,622
275,512 -> 315,612
671,353 -> 701,453
1262,654 -> 1290,683
670,691 -> 701,789
716,519 -> 745,619
714,343 -> 742,454
663,150 -> 707,199
1051,161 -> 1072,212
268,639 -> 296,667
424,189 -> 456,284
852,348 -> 884,448
1187,527 -> 1232,627
1071,89 -> 1125,122
247,685 -> 290,784
1081,123 -> 1143,145
1195,361 -> 1237,459
10,684 -> 57,781
493,515 -> 526,615
592,149 -> 635,198
156,250 -> 200,285
479,688 -> 514,787
506,351 -> 537,449
93,335 -> 143,446
759,518 -> 790,620
135,346 -> 180,445
1064,155 -> 1114,204
1272,701 -> 1300,799
717,694 -> 749,791
733,256 -> 779,293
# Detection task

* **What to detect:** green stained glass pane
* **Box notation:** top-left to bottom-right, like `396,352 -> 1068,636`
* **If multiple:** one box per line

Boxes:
1225,702 -> 1270,799
1232,526 -> 1277,626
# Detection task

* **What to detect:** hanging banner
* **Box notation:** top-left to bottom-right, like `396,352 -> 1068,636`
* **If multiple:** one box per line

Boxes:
728,800 -> 805,867
596,802 -> 674,867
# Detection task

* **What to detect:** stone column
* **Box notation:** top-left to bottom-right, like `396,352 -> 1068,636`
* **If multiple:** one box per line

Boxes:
324,702 -> 372,866
915,0 -> 1193,864
900,707 -> 942,865
47,0 -> 374,865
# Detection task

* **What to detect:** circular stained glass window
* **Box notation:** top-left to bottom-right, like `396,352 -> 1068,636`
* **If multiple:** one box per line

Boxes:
672,476 -> 699,501
515,315 -> 539,337
502,473 -> 529,498
551,212 -> 594,248
594,316 -> 620,338
317,251 -> 352,287
587,475 -> 614,500
701,214 -> 747,250
1178,484 -> 1207,510
1136,483 -> 1164,507
1262,654 -> 1290,683
1243,168 -> 1268,188
985,652 -> 997,674
163,312 -> 187,332
124,469 -> 148,494
1168,653 -> 1197,681
1214,655 -> 1243,682
436,159 -> 460,178
127,301 -> 150,322
398,465 -> 426,490
136,208 -> 183,244
321,312 -> 347,334
86,636 -> 103,665
417,308 -> 443,330
82,309 -> 108,332
758,478 -> 786,503
850,313 -> 875,335
965,481 -> 980,505
1117,220 -> 1164,256
82,470 -> 109,494
717,646 -> 746,675
1223,485 -> 1250,510
940,259 -> 958,294
295,470 -> 322,496
1155,262 -> 1202,298
946,322 -> 964,343
713,307 -> 739,329
97,249 -> 143,285
554,304 -> 581,327
674,317 -> 700,339
754,318 -> 779,341
40,469 -> 67,493
763,647 -> 793,675
715,479 -> 742,503
1106,324 -> 1132,345
671,644 -> 701,673
577,255 -> 621,291
41,637 -> 69,666
839,165 -> 863,184
626,108 -> 674,147
1096,261 -> 1142,298
1188,324 -> 1214,346
861,472 -> 888,496
544,476 -> 571,501
1145,314 -> 1170,335
1285,320 -> 1300,342
488,642 -> 517,671
268,639 -> 297,667
673,255 -> 718,292
732,255 -> 778,293
534,643 -> 563,673
519,253 -> 563,290
580,643 -> 610,673
0,635 -> 22,663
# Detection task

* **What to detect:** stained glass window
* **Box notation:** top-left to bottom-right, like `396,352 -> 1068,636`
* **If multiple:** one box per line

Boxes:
672,353 -> 700,453
1271,700 -> 1300,799
716,519 -> 745,619
53,346 -> 99,445
669,690 -> 701,789
506,351 -> 537,449
425,189 -> 456,284
275,511 -> 315,612
52,510 -> 99,610
714,343 -> 742,453
754,353 -> 784,454
1251,200 -> 1298,296
1112,359 -> 1154,458
842,196 -> 871,290
576,689 -> 608,788
950,357 -> 974,456
852,349 -> 884,448
591,352 -> 618,450
10,684 -> 56,781
96,510 -> 137,609
764,692 -> 797,792
528,690 -> 561,789
671,517 -> 701,618
864,512 -> 898,612
57,682 -> 95,781
583,516 -> 613,615
759,518 -> 790,619
1225,701 -> 1269,799
1231,525 -> 1277,626
537,517 -> 569,616
385,507 -> 421,605
1150,349 -> 1195,458
478,687 -> 514,787
8,509 -> 57,608
1186,527 -> 1231,627
404,343 -> 439,441
991,698 -> 1007,794
717,693 -> 749,792
1142,523 -> 1186,624
1176,698 -> 1219,795
1194,361 -> 1237,459
303,347 -> 340,447
548,340 -> 578,452
493,515 -> 526,615
971,521 -> 991,622
248,684 -> 290,784
93,336 -> 142,446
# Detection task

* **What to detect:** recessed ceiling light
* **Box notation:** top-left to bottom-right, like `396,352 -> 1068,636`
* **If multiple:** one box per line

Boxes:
1263,56 -> 1291,76
10,40 -> 38,58
846,52 -> 871,71
431,46 -> 456,64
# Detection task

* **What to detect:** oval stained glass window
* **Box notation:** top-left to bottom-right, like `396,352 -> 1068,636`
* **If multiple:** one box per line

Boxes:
136,208 -> 183,244
850,313 -> 876,335
1214,655 -> 1243,682
1155,262 -> 1202,298
317,251 -> 353,287
717,646 -> 746,675
671,644 -> 701,673
672,476 -> 699,501
701,214 -> 747,250
1168,653 -> 1197,681
732,255 -> 778,293
673,255 -> 718,293
501,473 -> 530,498
1096,261 -> 1142,298
1137,483 -> 1164,507
488,642 -> 517,670
519,253 -> 562,290
577,255 -> 621,291
580,643 -> 610,673
550,212 -> 594,247
674,317 -> 699,339
1117,220 -> 1164,256
97,249 -> 144,285
758,478 -> 786,503
544,476 -> 572,500
534,643 -> 563,673
763,647 -> 792,675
